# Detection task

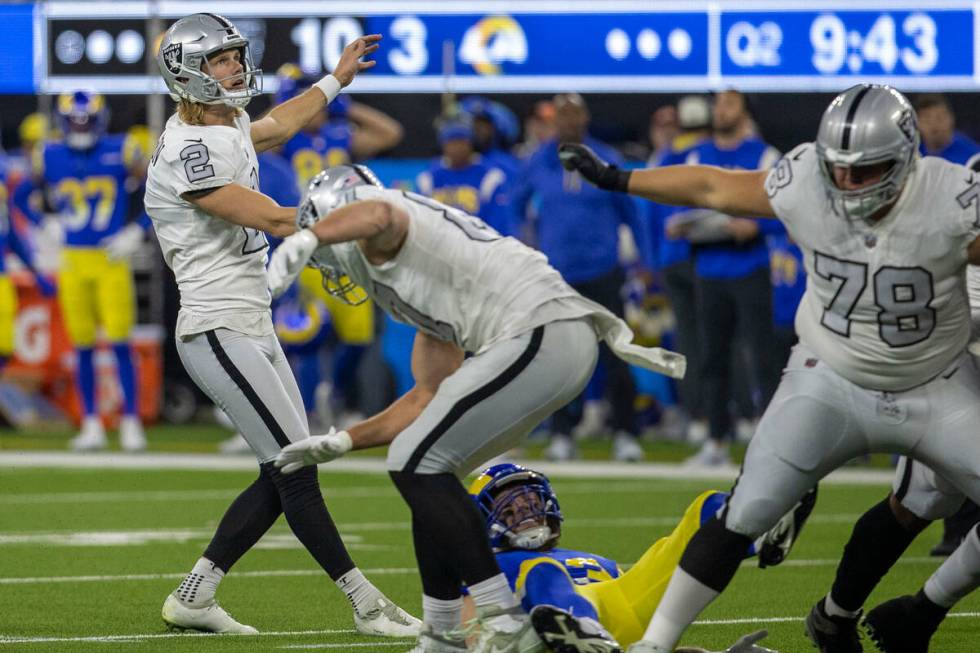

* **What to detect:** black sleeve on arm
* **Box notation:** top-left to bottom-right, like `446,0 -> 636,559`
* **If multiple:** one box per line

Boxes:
181,186 -> 224,200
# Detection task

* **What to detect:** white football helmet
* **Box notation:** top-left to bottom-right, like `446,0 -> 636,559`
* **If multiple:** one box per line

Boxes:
297,165 -> 385,306
157,13 -> 262,108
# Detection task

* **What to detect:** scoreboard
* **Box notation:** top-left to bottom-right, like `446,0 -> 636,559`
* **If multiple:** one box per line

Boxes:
7,1 -> 980,94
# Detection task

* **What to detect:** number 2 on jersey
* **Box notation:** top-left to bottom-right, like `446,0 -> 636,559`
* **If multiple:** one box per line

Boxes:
814,251 -> 935,347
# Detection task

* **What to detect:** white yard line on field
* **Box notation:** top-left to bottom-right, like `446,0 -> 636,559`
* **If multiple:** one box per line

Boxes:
0,451 -> 896,485
4,614 -> 980,646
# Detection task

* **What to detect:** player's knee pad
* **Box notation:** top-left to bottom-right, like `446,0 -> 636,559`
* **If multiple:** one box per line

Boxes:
678,516 -> 753,592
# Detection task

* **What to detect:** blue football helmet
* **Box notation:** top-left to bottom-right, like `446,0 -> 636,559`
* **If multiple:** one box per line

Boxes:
56,90 -> 108,150
468,463 -> 563,552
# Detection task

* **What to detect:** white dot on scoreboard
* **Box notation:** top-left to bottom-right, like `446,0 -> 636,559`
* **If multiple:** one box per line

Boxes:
116,30 -> 145,64
668,28 -> 692,60
637,29 -> 661,60
606,28 -> 631,61
86,30 -> 114,65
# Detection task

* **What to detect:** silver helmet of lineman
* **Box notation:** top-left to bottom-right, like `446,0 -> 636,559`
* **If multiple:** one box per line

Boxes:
815,84 -> 920,222
157,13 -> 262,109
297,165 -> 385,306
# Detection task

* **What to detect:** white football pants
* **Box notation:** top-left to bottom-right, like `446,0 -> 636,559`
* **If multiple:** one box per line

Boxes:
723,341 -> 980,538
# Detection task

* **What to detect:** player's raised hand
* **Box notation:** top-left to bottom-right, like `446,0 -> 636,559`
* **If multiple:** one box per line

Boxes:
332,34 -> 382,87
275,427 -> 353,474
267,229 -> 319,298
557,142 -> 631,192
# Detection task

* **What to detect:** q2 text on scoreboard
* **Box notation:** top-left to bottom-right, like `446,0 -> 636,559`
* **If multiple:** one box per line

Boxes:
15,0 -> 980,94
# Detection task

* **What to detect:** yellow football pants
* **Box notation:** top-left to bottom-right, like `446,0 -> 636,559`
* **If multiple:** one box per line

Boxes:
57,248 -> 135,347
298,267 -> 374,345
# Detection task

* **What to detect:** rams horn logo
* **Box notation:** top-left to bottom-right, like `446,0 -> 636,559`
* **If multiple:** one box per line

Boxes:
163,43 -> 183,75
459,16 -> 527,76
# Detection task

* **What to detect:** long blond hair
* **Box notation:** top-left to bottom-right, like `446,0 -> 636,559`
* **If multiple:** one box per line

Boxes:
177,99 -> 243,125
177,99 -> 207,125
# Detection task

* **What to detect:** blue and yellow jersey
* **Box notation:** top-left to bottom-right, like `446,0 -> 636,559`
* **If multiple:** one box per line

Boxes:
40,134 -> 135,247
768,233 -> 806,328
0,168 -> 11,274
415,158 -> 510,234
282,122 -> 353,194
497,547 -> 621,597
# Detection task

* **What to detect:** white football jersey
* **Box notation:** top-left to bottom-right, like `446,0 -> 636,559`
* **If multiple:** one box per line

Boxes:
144,112 -> 272,339
765,144 -> 980,390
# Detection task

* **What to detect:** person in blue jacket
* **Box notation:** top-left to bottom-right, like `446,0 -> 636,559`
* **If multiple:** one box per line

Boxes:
666,90 -> 784,467
915,93 -> 980,168
511,93 -> 652,463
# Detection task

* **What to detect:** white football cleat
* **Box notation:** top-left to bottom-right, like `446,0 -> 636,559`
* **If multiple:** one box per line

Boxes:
612,433 -> 644,462
469,605 -> 544,653
119,415 -> 147,452
69,416 -> 108,452
161,593 -> 258,634
403,623 -> 467,652
544,435 -> 577,462
354,594 -> 422,638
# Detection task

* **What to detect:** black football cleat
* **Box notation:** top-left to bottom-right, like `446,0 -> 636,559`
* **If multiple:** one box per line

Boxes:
530,604 -> 624,653
804,598 -> 862,653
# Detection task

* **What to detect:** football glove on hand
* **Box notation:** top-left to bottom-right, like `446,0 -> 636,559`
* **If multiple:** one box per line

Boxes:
676,629 -> 777,653
103,223 -> 145,261
274,427 -> 353,474
557,143 -> 631,192
267,229 -> 319,298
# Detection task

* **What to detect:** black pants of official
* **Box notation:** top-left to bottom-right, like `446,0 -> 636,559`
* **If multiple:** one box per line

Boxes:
662,259 -> 704,420
551,266 -> 638,438
695,266 -> 780,443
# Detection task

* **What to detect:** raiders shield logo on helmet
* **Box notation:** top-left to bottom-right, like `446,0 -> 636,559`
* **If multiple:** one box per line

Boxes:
162,43 -> 183,75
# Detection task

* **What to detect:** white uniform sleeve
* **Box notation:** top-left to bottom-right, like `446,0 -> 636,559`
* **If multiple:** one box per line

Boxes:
162,130 -> 248,197
764,142 -> 817,232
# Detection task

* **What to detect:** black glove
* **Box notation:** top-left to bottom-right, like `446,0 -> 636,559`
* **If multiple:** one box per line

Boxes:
558,143 -> 631,192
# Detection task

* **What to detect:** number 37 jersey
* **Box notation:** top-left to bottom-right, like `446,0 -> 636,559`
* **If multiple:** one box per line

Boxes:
144,112 -> 271,339
765,144 -> 980,390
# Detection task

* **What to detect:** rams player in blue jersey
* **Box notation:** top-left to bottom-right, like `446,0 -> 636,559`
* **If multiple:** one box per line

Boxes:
27,91 -> 148,450
464,464 -> 815,653
0,165 -> 55,364
416,118 -> 512,236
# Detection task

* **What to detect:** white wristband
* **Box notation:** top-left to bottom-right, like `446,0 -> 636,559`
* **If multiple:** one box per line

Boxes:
313,75 -> 342,103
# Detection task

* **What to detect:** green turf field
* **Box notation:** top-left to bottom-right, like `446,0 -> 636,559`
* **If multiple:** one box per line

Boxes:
1,458 -> 978,653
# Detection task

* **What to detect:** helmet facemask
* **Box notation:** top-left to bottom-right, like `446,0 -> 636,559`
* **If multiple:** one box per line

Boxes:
487,483 -> 563,552
184,44 -> 261,109
295,197 -> 370,306
817,145 -> 915,223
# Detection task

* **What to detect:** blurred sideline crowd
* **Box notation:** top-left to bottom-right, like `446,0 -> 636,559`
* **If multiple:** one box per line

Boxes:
1,69 -> 979,475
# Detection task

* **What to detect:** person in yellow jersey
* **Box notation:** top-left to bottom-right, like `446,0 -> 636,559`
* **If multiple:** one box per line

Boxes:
18,91 -> 149,450
463,464 -> 816,653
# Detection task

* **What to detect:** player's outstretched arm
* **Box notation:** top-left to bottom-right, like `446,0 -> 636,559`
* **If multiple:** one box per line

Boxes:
250,35 -> 381,153
558,143 -> 776,218
183,183 -> 295,237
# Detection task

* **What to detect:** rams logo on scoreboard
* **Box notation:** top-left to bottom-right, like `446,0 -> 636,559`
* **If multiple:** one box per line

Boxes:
459,16 -> 527,75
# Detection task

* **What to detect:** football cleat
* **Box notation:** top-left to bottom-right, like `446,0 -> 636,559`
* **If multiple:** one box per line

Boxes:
544,435 -> 577,462
804,599 -> 862,653
69,416 -> 108,452
530,604 -> 624,653
758,485 -> 818,568
161,593 -> 258,634
403,623 -> 467,652
119,416 -> 147,452
612,433 -> 644,463
468,605 -> 544,653
354,594 -> 422,638
863,593 -> 944,653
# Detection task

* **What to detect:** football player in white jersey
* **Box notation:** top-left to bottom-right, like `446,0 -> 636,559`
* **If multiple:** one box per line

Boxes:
143,13 -> 419,638
264,165 -> 689,653
559,83 -> 980,653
